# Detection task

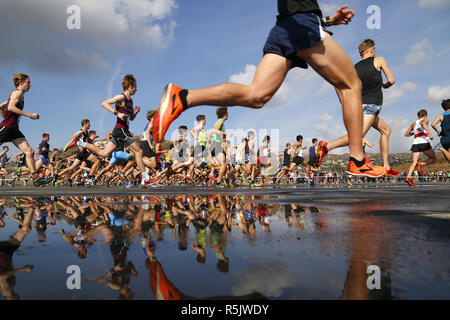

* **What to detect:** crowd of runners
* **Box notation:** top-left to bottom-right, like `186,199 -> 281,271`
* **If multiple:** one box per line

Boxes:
0,2 -> 449,189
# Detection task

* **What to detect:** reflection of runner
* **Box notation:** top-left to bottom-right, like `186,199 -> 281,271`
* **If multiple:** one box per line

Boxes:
0,206 -> 34,300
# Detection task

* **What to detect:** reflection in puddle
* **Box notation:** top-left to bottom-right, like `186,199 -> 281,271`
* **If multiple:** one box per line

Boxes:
0,195 -> 448,300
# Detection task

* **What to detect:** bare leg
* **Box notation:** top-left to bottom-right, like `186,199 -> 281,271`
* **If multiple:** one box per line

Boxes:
407,152 -> 420,178
186,53 -> 292,109
13,139 -> 36,174
421,149 -> 437,166
297,35 -> 364,161
327,114 -> 376,151
372,117 -> 392,169
440,147 -> 450,162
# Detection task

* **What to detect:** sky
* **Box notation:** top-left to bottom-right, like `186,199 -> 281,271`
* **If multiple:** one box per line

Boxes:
0,0 -> 449,155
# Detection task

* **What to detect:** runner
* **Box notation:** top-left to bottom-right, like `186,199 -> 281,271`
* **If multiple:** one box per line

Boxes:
140,110 -> 159,171
59,120 -> 100,185
431,99 -> 450,162
35,133 -> 56,182
151,2 -> 385,178
11,152 -> 30,184
0,73 -> 42,186
274,135 -> 309,184
315,39 -> 397,177
67,74 -> 150,185
404,109 -> 437,187
0,146 -> 9,178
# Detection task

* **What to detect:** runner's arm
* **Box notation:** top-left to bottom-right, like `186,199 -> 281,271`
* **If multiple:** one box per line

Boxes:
431,114 -> 443,136
0,100 -> 7,117
404,123 -> 415,137
6,91 -> 39,119
421,119 -> 434,140
101,94 -> 125,119
378,57 -> 395,89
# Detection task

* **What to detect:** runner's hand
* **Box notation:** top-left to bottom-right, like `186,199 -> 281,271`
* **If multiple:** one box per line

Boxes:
30,113 -> 40,120
331,4 -> 355,25
134,106 -> 141,114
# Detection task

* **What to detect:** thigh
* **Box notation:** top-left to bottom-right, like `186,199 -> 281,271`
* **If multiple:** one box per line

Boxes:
297,34 -> 359,90
13,138 -> 33,154
250,53 -> 292,98
372,117 -> 390,135
423,149 -> 436,160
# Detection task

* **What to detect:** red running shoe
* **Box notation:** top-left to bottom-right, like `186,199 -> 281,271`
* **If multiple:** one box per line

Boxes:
315,141 -> 328,167
152,84 -> 186,143
405,177 -> 416,187
386,167 -> 400,176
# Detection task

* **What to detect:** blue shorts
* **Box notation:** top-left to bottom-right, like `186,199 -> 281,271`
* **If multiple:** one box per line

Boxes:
362,104 -> 382,115
110,151 -> 132,165
263,13 -> 330,69
39,155 -> 49,165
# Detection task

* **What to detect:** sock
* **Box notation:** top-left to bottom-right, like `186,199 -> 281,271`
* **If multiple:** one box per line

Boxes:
179,89 -> 189,110
349,157 -> 365,168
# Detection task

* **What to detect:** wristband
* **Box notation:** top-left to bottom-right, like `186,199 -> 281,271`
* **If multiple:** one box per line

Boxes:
113,110 -> 118,116
325,16 -> 332,27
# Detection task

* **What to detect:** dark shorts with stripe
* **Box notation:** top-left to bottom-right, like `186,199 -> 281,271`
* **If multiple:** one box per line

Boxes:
0,126 -> 25,144
441,141 -> 450,150
411,143 -> 432,152
263,13 -> 330,69
140,140 -> 156,158
111,127 -> 134,148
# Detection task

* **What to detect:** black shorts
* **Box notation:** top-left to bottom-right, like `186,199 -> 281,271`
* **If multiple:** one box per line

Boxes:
111,127 -> 134,148
293,156 -> 304,165
192,144 -> 206,159
140,140 -> 156,158
411,143 -> 432,153
441,141 -> 450,151
307,158 -> 316,167
76,149 -> 91,162
0,126 -> 25,144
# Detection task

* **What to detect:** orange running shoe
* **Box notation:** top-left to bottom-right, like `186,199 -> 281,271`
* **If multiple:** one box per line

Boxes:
405,177 -> 416,187
416,162 -> 423,176
385,167 -> 400,176
346,157 -> 386,177
314,141 -> 328,167
152,84 -> 186,143
63,137 -> 79,152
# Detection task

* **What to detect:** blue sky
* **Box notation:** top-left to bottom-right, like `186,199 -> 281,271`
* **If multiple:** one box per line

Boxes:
0,0 -> 449,155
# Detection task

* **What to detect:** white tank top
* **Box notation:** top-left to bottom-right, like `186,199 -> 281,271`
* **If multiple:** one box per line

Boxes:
413,119 -> 430,144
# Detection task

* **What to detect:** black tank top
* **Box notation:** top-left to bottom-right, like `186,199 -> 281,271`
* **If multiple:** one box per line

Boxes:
283,148 -> 291,165
354,57 -> 383,105
277,0 -> 322,21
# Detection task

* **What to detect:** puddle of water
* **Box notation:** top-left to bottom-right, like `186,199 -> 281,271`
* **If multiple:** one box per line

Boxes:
0,194 -> 448,300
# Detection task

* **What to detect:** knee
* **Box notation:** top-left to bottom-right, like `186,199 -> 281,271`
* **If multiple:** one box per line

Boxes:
380,124 -> 391,137
24,149 -> 34,158
246,87 -> 273,109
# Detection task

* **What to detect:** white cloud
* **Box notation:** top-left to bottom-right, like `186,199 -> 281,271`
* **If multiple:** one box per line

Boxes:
405,39 -> 434,67
228,64 -> 290,108
418,0 -> 450,9
321,113 -> 333,122
426,85 -> 450,105
384,82 -> 418,106
231,263 -> 297,298
0,0 -> 178,75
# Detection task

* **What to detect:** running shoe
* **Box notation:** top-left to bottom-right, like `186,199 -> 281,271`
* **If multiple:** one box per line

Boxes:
385,167 -> 400,176
152,84 -> 186,143
405,177 -> 416,187
315,141 -> 328,167
63,137 -> 79,152
346,157 -> 386,178
416,162 -> 423,176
